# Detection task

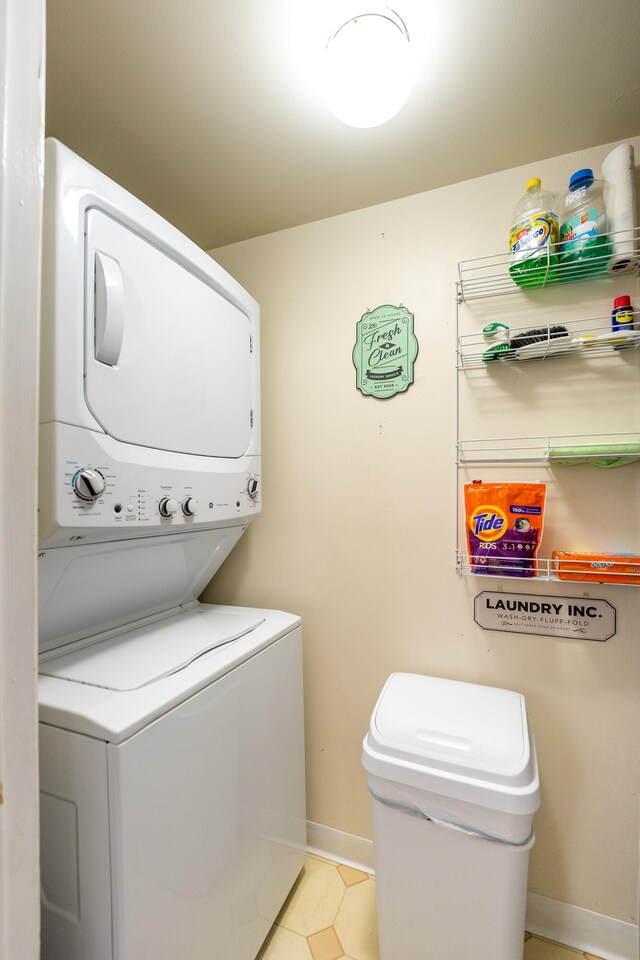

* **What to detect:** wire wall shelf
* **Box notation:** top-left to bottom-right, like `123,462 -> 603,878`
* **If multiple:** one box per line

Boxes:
457,311 -> 640,368
456,551 -> 640,585
457,433 -> 640,466
454,230 -> 640,586
456,228 -> 640,302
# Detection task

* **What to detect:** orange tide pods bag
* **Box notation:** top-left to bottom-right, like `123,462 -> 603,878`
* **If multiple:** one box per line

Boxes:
464,481 -> 546,577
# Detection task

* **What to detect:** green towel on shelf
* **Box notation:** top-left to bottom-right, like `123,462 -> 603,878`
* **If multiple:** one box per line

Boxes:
549,443 -> 640,468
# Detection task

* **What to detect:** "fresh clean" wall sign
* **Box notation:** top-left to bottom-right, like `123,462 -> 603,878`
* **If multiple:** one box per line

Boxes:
353,304 -> 418,399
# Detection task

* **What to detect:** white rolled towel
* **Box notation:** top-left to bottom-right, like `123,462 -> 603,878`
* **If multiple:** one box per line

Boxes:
602,142 -> 638,274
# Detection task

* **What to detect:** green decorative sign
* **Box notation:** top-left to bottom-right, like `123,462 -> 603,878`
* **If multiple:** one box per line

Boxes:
353,304 -> 418,399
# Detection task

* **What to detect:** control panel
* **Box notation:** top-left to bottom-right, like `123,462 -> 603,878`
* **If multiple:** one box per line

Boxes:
39,422 -> 261,548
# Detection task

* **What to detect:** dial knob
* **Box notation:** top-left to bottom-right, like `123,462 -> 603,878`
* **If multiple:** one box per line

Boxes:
182,497 -> 199,516
247,477 -> 259,500
73,468 -> 106,501
158,497 -> 178,517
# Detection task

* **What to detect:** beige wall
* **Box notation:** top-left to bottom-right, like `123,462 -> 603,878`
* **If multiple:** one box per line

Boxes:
203,137 -> 640,923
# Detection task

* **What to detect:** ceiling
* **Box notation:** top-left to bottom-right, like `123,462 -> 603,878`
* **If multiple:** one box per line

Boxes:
46,0 -> 640,250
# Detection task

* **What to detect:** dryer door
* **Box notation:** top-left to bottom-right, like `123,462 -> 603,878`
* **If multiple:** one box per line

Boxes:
84,209 -> 253,458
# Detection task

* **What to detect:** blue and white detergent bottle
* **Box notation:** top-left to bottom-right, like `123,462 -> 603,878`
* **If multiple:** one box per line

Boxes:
559,168 -> 612,279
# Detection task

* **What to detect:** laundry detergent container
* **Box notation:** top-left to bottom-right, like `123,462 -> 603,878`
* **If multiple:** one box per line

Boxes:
362,673 -> 540,960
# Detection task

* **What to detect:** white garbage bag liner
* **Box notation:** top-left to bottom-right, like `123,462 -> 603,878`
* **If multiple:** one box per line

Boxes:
367,772 -> 534,848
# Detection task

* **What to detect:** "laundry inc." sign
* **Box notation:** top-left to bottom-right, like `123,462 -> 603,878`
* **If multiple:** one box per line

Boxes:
474,591 -> 616,641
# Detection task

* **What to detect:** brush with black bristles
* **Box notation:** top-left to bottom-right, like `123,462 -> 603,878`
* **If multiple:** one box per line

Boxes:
509,324 -> 569,350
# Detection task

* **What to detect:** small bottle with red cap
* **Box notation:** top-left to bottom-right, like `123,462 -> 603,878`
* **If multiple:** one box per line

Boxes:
611,294 -> 635,349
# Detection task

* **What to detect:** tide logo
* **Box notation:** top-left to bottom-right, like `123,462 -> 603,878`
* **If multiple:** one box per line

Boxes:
469,504 -> 507,542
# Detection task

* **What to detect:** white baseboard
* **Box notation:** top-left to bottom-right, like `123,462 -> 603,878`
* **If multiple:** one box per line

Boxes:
307,821 -> 639,960
526,892 -> 638,960
306,820 -> 374,873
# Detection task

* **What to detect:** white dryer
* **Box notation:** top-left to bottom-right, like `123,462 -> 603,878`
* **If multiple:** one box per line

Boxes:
38,141 -> 306,960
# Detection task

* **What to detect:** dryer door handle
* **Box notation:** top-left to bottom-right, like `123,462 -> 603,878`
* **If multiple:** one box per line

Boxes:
94,252 -> 124,366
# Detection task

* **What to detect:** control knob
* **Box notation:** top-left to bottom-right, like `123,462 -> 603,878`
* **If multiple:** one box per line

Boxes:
182,497 -> 199,516
158,497 -> 179,517
247,477 -> 259,500
73,468 -> 106,502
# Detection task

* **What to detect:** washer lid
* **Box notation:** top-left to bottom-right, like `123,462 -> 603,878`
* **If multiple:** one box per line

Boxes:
40,609 -> 264,691
363,673 -> 538,804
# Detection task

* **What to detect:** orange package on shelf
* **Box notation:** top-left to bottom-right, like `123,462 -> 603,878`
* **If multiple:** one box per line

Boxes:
552,551 -> 640,584
464,480 -> 546,577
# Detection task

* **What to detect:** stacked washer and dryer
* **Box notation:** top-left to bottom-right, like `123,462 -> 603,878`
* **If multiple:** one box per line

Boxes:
38,140 -> 306,960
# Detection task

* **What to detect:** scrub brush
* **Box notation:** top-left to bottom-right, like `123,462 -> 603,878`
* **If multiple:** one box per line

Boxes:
481,323 -> 577,363
509,324 -> 569,349
510,324 -> 578,360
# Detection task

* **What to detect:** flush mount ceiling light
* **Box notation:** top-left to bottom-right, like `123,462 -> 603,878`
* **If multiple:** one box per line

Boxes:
323,8 -> 413,128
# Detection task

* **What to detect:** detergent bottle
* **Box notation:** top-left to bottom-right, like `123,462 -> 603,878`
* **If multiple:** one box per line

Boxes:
509,178 -> 559,288
558,168 -> 612,280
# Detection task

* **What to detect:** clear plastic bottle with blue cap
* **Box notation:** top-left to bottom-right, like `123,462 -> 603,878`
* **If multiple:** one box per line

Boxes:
559,168 -> 612,280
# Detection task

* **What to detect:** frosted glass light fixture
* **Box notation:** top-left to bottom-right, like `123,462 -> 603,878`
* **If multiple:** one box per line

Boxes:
323,8 -> 413,128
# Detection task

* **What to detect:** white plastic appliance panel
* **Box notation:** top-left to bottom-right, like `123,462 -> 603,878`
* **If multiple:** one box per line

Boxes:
38,532 -> 246,654
39,423 -> 260,548
38,606 -> 302,743
40,140 -> 261,449
85,209 -> 253,459
40,609 -> 265,690
39,626 -> 306,960
40,724 -> 112,960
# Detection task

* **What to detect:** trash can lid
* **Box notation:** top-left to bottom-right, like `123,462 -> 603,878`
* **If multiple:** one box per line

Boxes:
362,673 -> 539,813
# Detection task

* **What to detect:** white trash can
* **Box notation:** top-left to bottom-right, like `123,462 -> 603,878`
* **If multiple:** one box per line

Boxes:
362,673 -> 540,960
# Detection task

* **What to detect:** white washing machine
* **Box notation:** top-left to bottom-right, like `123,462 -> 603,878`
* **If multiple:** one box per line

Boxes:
38,141 -> 306,960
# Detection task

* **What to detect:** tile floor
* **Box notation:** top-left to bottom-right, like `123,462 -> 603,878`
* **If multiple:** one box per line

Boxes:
256,854 -> 605,960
